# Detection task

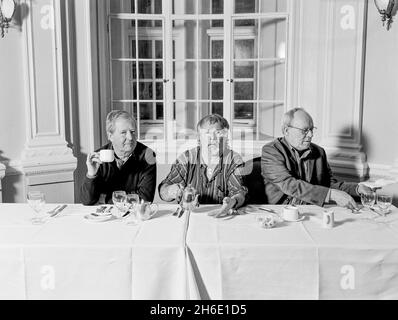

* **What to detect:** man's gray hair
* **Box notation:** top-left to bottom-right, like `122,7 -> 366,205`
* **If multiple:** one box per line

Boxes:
106,110 -> 136,134
197,114 -> 230,131
281,107 -> 311,131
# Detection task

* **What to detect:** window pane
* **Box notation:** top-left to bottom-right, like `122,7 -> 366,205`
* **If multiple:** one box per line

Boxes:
211,40 -> 223,59
139,102 -> 153,120
211,62 -> 223,78
212,103 -> 223,116
155,40 -> 163,59
235,0 -> 255,13
234,39 -> 255,59
173,62 -> 197,100
155,62 -> 163,79
155,82 -> 163,100
258,61 -> 285,101
234,82 -> 254,100
156,103 -> 164,120
137,39 -> 152,58
138,0 -> 153,13
172,20 -> 197,59
234,61 -> 255,78
211,82 -> 223,100
212,0 -> 223,13
234,103 -> 254,119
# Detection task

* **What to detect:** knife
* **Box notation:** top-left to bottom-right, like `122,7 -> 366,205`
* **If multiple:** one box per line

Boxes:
50,204 -> 67,217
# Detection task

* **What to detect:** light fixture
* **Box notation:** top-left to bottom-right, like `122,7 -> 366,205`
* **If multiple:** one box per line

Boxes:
374,0 -> 396,30
0,0 -> 16,38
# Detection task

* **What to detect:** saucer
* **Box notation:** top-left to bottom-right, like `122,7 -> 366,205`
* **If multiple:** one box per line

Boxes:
283,215 -> 305,222
84,213 -> 113,222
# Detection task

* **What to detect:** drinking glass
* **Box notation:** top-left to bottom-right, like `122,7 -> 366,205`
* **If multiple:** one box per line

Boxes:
377,194 -> 392,214
360,192 -> 376,209
27,191 -> 46,224
125,194 -> 140,225
112,191 -> 127,218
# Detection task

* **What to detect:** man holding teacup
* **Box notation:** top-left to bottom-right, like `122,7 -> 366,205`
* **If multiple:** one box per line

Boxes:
261,108 -> 374,211
80,110 -> 156,205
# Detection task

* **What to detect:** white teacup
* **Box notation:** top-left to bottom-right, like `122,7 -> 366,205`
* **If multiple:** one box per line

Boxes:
282,205 -> 300,221
99,150 -> 114,163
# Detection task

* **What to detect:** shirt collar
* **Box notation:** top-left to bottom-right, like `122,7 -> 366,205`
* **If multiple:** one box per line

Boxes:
282,137 -> 312,159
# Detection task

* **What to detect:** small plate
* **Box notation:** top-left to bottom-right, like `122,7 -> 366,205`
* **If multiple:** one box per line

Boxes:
84,213 -> 113,222
283,215 -> 305,222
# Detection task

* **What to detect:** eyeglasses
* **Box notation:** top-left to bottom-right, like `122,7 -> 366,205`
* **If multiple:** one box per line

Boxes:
288,125 -> 317,135
199,128 -> 228,138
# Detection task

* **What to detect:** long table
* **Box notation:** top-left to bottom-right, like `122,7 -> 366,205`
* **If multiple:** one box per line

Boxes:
1,203 -> 398,299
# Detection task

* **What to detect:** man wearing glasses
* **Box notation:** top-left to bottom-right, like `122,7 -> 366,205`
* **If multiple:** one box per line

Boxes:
159,114 -> 247,217
80,110 -> 156,205
261,108 -> 373,210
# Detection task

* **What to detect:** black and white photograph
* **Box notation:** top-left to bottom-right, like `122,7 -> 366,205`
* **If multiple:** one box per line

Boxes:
0,0 -> 398,303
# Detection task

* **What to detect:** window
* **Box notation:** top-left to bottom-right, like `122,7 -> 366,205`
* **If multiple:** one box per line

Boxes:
101,0 -> 290,156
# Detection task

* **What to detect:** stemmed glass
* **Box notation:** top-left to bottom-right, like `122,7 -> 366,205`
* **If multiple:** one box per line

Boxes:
361,192 -> 376,209
27,191 -> 46,224
112,191 -> 127,218
377,194 -> 392,215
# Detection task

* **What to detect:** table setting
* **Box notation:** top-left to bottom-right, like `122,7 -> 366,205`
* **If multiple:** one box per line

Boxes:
0,189 -> 398,299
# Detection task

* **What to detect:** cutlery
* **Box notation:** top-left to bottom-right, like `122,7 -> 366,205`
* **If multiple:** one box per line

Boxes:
47,205 -> 61,215
258,207 -> 276,213
96,206 -> 107,213
122,210 -> 130,218
50,204 -> 67,217
172,207 -> 181,216
178,207 -> 185,218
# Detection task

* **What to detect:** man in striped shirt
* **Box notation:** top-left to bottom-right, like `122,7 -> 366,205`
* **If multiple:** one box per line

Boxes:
159,114 -> 247,217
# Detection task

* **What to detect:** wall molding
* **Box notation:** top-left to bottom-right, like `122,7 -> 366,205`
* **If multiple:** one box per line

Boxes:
20,0 -> 77,201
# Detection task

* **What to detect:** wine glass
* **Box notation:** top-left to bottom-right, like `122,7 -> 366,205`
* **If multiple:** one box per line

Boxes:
377,194 -> 392,214
27,191 -> 46,224
361,192 -> 376,209
112,191 -> 127,218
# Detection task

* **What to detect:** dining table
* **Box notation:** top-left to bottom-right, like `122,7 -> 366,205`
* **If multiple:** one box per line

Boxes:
0,202 -> 397,300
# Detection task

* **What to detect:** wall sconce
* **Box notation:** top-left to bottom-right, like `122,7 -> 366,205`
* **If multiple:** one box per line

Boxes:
0,0 -> 16,38
374,0 -> 396,30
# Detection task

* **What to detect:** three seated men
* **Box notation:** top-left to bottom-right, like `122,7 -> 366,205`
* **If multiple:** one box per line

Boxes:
81,109 -> 373,212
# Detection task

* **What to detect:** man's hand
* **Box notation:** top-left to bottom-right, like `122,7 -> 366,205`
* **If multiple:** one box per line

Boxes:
86,152 -> 102,177
167,183 -> 184,202
330,189 -> 359,211
208,197 -> 237,218
357,184 -> 378,195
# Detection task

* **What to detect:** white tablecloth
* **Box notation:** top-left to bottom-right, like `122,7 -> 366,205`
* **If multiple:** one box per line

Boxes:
1,203 -> 398,299
0,203 -> 189,300
186,204 -> 398,299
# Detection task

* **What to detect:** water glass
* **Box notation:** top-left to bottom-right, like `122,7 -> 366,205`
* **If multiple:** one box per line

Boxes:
27,191 -> 46,224
125,194 -> 140,225
360,192 -> 376,208
112,191 -> 127,217
377,194 -> 392,214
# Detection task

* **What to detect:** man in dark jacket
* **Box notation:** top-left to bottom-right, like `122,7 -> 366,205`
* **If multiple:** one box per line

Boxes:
81,110 -> 156,205
261,108 -> 373,210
